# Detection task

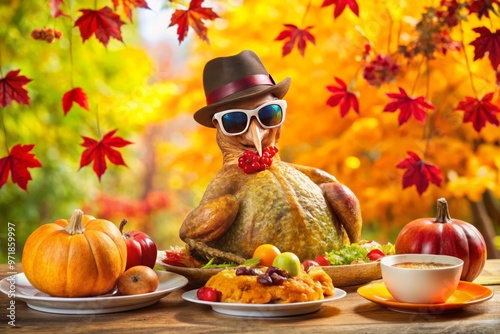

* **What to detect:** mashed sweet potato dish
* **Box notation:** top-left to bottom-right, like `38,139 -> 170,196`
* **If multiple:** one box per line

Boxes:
204,266 -> 334,304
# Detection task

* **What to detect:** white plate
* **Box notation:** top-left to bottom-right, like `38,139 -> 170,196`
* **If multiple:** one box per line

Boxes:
0,271 -> 188,314
182,288 -> 347,317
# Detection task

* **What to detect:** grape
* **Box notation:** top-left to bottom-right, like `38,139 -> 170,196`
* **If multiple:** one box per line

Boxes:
236,266 -> 262,276
257,274 -> 274,286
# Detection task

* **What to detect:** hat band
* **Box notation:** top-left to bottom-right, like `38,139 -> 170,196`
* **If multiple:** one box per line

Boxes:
206,74 -> 274,105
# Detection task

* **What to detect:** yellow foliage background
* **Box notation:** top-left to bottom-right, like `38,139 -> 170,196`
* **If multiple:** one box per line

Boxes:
137,0 -> 499,248
1,0 -> 498,258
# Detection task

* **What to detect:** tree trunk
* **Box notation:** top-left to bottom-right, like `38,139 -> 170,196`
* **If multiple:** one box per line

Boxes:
469,199 -> 500,259
483,189 -> 500,230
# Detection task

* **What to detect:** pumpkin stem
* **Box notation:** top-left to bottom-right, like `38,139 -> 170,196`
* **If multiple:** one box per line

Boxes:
119,218 -> 128,234
64,209 -> 86,235
435,198 -> 453,223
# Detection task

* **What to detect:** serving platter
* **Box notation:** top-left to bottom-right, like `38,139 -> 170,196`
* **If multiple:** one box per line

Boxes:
322,261 -> 381,286
156,250 -> 229,286
357,281 -> 494,314
182,288 -> 347,317
0,271 -> 188,314
157,250 -> 382,287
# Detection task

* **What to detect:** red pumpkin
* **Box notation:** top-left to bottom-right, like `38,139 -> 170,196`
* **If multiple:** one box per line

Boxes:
119,219 -> 158,270
395,198 -> 487,281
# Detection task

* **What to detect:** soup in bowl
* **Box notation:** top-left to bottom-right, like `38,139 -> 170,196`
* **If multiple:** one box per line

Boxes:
380,254 -> 463,304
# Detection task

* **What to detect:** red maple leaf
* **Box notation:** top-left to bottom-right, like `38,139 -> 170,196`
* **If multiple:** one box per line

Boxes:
74,7 -> 125,47
455,92 -> 500,132
0,69 -> 32,107
80,129 -> 133,181
321,0 -> 359,18
396,151 -> 442,195
470,26 -> 500,70
275,24 -> 315,57
467,0 -> 500,19
49,0 -> 69,18
168,0 -> 219,44
326,77 -> 359,117
383,87 -> 435,125
0,144 -> 42,191
62,87 -> 89,115
111,0 -> 149,22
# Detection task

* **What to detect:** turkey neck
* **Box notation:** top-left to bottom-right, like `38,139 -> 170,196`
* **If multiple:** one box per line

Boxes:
215,128 -> 281,166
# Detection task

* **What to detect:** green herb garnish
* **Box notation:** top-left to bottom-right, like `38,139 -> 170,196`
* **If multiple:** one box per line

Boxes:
201,258 -> 237,269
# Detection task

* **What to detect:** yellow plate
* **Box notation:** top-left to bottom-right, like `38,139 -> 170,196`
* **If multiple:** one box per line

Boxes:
357,281 -> 494,314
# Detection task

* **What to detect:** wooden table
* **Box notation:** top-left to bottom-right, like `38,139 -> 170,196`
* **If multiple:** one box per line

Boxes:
1,260 -> 499,333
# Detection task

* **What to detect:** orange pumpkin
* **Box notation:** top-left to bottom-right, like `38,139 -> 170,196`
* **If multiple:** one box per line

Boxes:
22,209 -> 127,297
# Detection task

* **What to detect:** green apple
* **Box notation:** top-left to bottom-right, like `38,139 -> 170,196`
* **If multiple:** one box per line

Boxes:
272,252 -> 301,277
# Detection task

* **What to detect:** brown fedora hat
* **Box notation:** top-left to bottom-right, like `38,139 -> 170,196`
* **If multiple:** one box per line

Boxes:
194,50 -> 291,128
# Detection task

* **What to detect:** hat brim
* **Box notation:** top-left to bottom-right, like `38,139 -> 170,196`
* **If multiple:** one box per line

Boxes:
194,77 -> 291,128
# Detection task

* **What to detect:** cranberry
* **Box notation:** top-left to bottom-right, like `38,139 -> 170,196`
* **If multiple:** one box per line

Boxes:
196,287 -> 207,300
197,287 -> 221,302
238,146 -> 279,174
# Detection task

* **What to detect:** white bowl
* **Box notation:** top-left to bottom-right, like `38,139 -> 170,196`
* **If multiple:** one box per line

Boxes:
380,254 -> 463,304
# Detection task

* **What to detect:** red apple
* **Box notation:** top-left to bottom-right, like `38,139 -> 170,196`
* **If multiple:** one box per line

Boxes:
302,259 -> 320,272
119,219 -> 158,270
117,265 -> 159,295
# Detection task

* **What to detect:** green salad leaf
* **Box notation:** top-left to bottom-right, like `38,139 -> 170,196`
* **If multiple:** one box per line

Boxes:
326,241 -> 395,265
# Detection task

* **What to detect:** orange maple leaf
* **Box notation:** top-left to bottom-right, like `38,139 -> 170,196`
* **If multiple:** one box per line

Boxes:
111,0 -> 149,22
168,0 -> 219,44
74,6 -> 125,47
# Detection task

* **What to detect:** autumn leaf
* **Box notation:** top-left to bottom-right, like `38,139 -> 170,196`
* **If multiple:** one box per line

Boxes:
275,24 -> 315,57
112,0 -> 149,22
0,144 -> 42,191
455,92 -> 500,132
396,151 -> 442,195
74,7 -> 125,47
383,87 -> 435,125
80,129 -> 133,181
0,69 -> 32,107
168,0 -> 219,44
321,0 -> 359,18
325,77 -> 359,117
467,0 -> 500,19
470,26 -> 500,70
49,0 -> 69,18
62,87 -> 89,115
